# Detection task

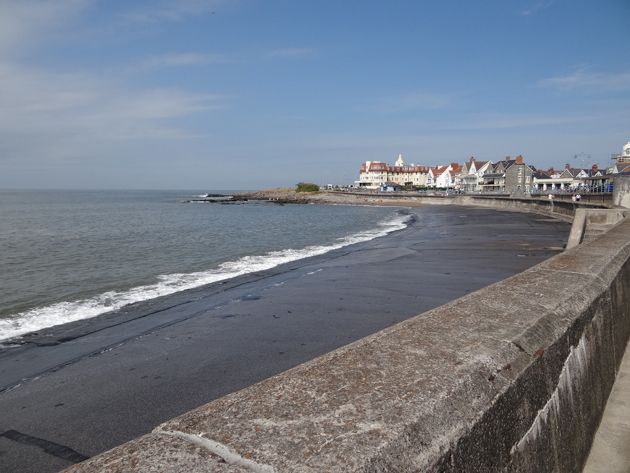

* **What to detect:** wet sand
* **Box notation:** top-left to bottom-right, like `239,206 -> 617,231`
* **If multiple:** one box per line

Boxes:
0,205 -> 570,473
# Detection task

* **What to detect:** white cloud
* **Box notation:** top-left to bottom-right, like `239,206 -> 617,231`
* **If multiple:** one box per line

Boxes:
539,69 -> 630,92
265,48 -> 318,59
0,62 -> 228,163
0,0 -> 87,56
0,1 -> 233,167
120,0 -> 230,25
436,113 -> 591,130
520,0 -> 555,16
138,52 -> 221,69
380,93 -> 454,112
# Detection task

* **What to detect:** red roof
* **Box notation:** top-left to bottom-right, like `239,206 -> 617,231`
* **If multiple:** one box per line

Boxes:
360,161 -> 431,174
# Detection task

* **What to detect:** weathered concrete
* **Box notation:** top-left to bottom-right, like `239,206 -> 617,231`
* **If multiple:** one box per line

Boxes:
566,209 -> 629,249
63,433 -> 249,473
613,176 -> 630,209
583,339 -> 630,473
65,213 -> 630,471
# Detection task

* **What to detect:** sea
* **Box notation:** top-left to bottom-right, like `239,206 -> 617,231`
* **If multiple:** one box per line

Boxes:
0,189 -> 409,342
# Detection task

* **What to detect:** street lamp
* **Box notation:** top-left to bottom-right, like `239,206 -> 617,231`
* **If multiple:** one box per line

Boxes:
574,153 -> 590,192
322,171 -> 329,188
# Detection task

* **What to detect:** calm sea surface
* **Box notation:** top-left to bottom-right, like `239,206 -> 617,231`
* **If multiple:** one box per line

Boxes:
0,190 -> 408,341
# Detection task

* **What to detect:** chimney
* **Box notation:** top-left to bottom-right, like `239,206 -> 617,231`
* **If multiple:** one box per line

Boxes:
549,167 -> 554,173
565,163 -> 571,170
470,157 -> 475,162
506,156 -> 511,161
516,155 -> 523,164
592,164 -> 598,171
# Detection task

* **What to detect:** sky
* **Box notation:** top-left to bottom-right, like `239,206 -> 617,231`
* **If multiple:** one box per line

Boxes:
0,0 -> 629,190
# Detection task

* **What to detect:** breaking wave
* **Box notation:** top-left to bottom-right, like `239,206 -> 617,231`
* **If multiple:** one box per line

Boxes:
0,212 -> 410,342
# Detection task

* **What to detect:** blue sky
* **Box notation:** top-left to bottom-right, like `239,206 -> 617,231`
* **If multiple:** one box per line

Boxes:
1,0 -> 629,190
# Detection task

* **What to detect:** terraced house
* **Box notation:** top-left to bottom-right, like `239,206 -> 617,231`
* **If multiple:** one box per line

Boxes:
457,157 -> 492,192
479,155 -> 535,193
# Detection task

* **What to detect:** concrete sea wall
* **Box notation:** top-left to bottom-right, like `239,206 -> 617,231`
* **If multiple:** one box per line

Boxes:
65,200 -> 630,473
236,191 -> 608,223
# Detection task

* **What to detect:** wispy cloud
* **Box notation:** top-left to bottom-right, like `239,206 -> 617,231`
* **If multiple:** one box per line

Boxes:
440,113 -> 592,130
265,48 -> 318,59
0,62 -> 228,163
138,52 -> 222,69
0,1 -> 231,164
380,93 -> 454,112
0,0 -> 87,56
520,0 -> 555,16
120,0 -> 229,25
539,68 -> 630,92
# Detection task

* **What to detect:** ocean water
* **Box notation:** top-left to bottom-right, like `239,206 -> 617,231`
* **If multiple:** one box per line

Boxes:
0,190 -> 409,342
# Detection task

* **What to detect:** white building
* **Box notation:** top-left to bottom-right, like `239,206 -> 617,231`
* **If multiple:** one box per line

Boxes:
358,155 -> 431,189
612,142 -> 630,164
458,157 -> 492,192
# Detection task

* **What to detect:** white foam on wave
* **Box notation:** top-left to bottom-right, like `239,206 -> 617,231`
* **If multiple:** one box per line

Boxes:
0,213 -> 410,342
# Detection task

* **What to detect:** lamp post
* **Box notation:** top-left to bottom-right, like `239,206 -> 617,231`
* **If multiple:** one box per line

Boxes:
574,153 -> 590,192
322,171 -> 329,189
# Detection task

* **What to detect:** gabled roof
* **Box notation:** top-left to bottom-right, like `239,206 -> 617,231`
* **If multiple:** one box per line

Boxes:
532,170 -> 551,180
503,161 -> 516,171
473,160 -> 491,172
558,169 -> 578,178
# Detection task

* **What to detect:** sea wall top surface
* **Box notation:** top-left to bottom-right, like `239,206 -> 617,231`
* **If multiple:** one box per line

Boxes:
65,200 -> 630,473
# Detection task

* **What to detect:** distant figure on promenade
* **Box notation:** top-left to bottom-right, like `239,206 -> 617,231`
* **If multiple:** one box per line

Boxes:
548,194 -> 554,200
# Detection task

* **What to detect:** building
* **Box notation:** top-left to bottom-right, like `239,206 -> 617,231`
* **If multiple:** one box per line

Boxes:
532,164 -> 605,192
479,155 -> 535,193
457,157 -> 492,192
358,161 -> 388,188
433,165 -> 454,188
358,155 -> 431,189
612,142 -> 630,163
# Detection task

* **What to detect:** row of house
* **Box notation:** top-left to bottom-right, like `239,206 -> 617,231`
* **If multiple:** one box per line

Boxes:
357,144 -> 630,193
358,155 -> 536,192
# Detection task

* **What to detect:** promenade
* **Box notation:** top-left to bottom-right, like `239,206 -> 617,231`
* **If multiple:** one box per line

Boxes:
0,206 -> 570,473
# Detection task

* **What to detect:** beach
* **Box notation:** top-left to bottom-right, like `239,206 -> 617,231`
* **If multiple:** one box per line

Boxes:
0,203 -> 570,472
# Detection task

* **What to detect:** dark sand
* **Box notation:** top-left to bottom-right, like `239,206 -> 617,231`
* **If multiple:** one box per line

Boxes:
0,205 -> 570,473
